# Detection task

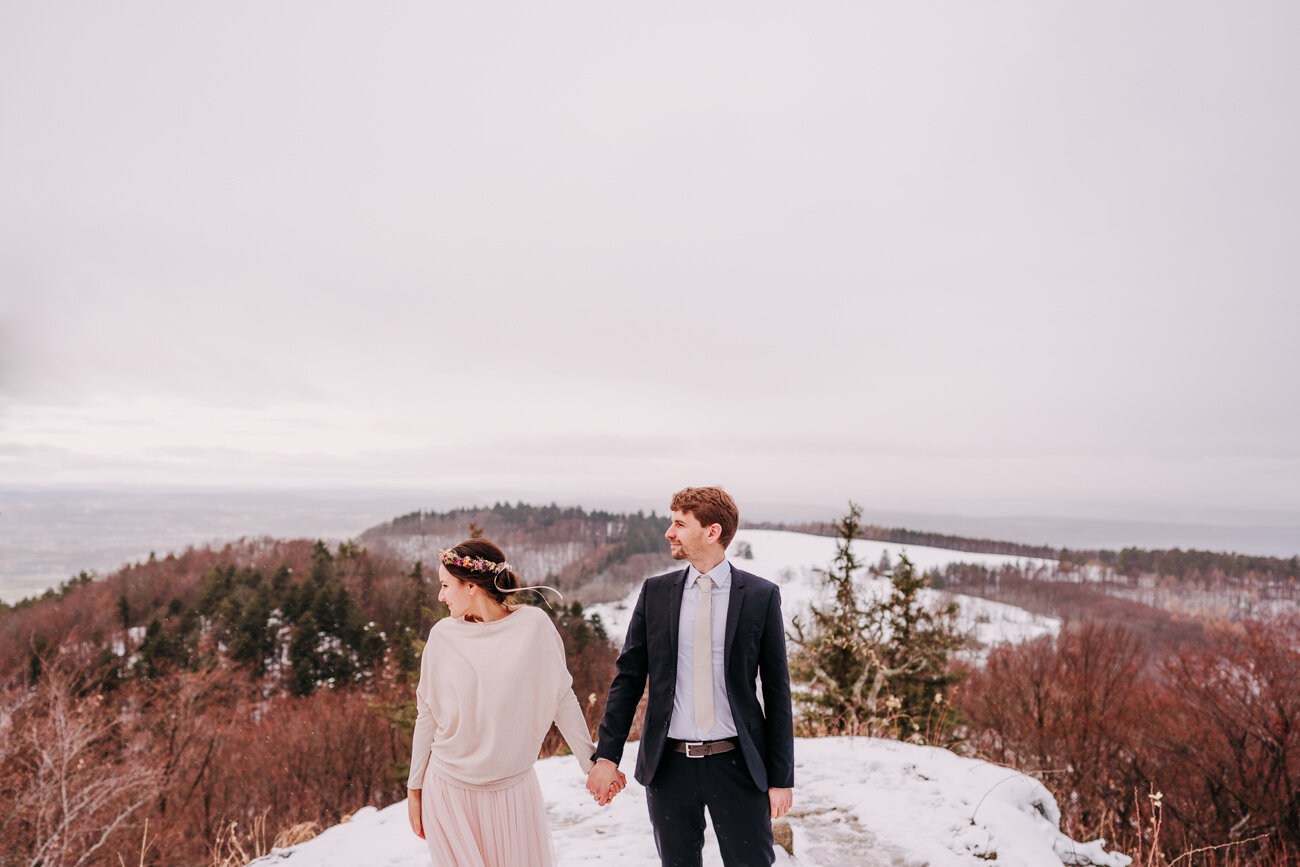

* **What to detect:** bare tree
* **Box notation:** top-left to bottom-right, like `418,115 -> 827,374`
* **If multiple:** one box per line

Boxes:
0,663 -> 160,867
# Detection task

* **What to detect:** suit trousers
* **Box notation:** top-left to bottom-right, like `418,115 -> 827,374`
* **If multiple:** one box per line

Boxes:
645,747 -> 775,867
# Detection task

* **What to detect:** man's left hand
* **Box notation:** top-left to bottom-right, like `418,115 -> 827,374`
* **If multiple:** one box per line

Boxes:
768,787 -> 792,819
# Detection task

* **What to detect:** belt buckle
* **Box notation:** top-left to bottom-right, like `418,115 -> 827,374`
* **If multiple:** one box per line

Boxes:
684,741 -> 707,758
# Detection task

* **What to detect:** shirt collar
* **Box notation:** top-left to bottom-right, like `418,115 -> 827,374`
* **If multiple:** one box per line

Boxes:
687,559 -> 731,589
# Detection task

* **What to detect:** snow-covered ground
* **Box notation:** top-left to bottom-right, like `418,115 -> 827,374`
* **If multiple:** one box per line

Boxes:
588,529 -> 1060,656
246,533 -> 1100,867
248,738 -> 1128,867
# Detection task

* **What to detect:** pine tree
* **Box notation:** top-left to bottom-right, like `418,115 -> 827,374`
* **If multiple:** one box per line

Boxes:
133,616 -> 177,680
789,503 -> 871,733
271,564 -> 291,597
789,502 -> 965,740
117,594 -> 131,632
391,619 -> 420,675
231,584 -> 275,675
288,612 -> 323,696
310,541 -> 334,585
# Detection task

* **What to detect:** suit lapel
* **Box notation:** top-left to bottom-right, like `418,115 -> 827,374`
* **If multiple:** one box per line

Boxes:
666,567 -> 688,662
723,567 -> 746,672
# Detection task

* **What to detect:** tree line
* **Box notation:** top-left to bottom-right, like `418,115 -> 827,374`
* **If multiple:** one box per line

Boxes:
746,518 -> 1061,560
1067,545 -> 1300,582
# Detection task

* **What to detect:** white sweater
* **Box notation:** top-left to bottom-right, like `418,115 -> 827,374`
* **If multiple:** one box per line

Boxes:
407,604 -> 597,790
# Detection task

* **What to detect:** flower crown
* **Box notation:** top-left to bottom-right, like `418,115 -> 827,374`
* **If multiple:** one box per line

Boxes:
439,548 -> 509,574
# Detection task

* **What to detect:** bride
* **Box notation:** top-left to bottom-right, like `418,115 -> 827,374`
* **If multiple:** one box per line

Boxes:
406,538 -> 624,866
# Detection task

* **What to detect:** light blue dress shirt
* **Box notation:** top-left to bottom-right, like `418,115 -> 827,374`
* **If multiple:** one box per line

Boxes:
667,560 -> 738,741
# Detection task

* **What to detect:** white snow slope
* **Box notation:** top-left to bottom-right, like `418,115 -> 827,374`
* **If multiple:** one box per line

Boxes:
589,529 -> 1060,657
248,738 -> 1128,867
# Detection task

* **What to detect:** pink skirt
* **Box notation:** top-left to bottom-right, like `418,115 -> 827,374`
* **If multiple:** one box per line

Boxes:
420,765 -> 554,867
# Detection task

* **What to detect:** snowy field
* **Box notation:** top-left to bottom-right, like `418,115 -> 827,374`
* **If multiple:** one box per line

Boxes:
588,529 -> 1061,656
249,738 -> 1128,867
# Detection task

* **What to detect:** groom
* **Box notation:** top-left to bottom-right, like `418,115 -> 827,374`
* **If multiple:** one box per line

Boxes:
586,486 -> 794,866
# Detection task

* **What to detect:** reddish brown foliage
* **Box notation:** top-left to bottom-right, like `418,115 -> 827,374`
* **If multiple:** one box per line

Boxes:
959,622 -> 1151,841
0,536 -> 619,865
1152,618 -> 1300,849
0,660 -> 411,865
0,665 -> 161,867
960,614 -> 1300,864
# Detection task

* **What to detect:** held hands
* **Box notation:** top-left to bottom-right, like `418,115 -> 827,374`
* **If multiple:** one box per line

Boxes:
585,759 -> 627,806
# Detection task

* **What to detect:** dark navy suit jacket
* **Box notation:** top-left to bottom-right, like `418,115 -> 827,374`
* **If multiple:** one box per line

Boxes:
594,566 -> 795,792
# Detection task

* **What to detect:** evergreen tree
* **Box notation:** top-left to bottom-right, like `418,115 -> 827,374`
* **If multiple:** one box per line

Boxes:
28,634 -> 50,683
310,541 -> 334,585
288,612 -> 323,696
356,622 -> 387,671
789,502 -> 964,740
91,646 -> 122,692
310,578 -> 341,635
874,556 -> 965,735
197,565 -> 236,616
134,616 -> 177,680
231,583 -> 275,675
406,561 -> 439,635
271,563 -> 291,597
391,619 -> 420,675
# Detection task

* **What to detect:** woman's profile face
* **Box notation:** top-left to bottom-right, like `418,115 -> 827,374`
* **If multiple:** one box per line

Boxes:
437,565 -> 473,618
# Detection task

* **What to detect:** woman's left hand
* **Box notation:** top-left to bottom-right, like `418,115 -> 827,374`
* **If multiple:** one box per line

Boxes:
407,788 -> 424,838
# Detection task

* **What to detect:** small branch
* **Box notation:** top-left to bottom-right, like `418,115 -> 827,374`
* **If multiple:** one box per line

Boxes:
1168,832 -> 1270,867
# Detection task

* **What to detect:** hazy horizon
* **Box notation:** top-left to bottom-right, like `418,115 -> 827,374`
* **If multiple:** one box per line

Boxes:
3,486 -> 1296,604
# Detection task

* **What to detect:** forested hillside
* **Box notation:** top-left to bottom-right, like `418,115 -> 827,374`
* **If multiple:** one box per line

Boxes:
0,531 -> 618,866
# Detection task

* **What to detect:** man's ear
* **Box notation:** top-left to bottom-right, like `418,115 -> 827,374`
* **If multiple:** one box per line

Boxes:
706,523 -> 723,544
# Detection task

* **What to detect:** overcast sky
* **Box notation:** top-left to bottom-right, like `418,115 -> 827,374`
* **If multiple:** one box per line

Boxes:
2,1 -> 1298,525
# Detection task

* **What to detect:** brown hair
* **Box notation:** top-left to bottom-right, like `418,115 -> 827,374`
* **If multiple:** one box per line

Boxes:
440,538 -> 520,604
670,486 -> 740,549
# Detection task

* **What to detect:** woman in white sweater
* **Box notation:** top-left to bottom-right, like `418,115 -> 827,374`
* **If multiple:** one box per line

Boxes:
406,538 -> 622,866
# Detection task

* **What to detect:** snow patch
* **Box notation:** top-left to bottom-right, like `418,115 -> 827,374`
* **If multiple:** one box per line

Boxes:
251,738 -> 1128,867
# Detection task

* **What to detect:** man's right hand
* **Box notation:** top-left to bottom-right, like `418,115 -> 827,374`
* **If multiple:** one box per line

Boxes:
585,758 -> 626,806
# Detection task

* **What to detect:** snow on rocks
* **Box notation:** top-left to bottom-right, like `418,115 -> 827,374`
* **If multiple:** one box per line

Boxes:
248,738 -> 1128,867
789,738 -> 1128,867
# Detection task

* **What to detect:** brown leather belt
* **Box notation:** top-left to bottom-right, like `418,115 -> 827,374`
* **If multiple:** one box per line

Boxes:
668,738 -> 738,758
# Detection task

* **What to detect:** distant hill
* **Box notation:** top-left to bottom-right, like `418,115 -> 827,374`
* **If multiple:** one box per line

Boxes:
358,502 -> 676,604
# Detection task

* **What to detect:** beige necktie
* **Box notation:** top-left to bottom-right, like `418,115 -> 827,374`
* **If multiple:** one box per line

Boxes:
693,575 -> 714,732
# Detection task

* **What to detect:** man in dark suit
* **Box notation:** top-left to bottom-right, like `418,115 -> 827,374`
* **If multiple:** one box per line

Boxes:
586,486 -> 794,866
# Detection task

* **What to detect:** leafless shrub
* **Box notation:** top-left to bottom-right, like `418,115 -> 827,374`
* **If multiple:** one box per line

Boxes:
0,662 -> 161,867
